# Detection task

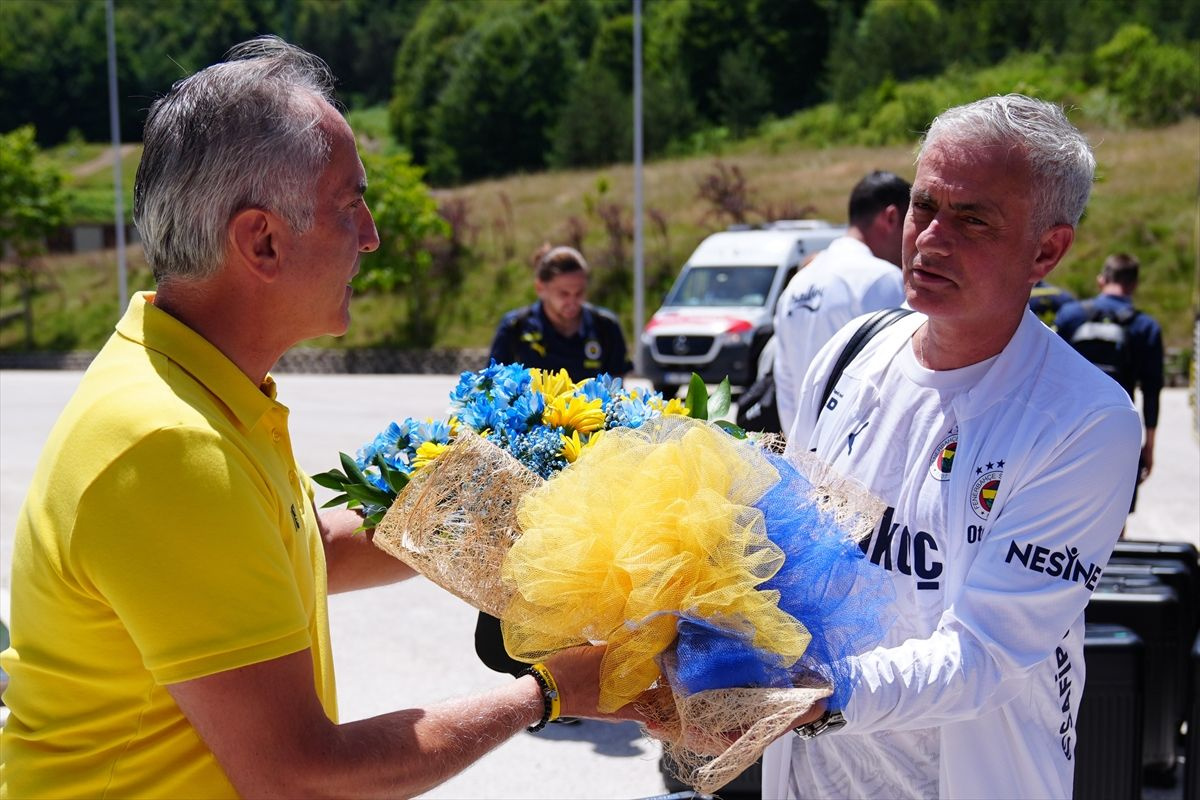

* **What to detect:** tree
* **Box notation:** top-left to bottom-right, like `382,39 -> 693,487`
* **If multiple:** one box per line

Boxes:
1095,24 -> 1200,126
426,8 -> 573,182
354,149 -> 450,347
0,127 -> 71,347
549,63 -> 630,168
710,41 -> 771,139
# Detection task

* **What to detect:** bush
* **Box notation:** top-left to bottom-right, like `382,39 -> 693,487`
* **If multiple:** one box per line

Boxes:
1095,25 -> 1200,126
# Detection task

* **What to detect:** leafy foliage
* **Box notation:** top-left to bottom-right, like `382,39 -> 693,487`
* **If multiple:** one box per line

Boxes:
0,128 -> 71,262
1094,25 -> 1200,126
354,150 -> 450,347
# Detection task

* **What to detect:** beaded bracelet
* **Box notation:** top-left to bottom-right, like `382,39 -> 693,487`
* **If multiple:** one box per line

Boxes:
523,662 -> 561,732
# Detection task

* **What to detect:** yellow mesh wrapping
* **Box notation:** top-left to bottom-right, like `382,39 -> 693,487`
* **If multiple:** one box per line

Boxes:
501,415 -> 813,713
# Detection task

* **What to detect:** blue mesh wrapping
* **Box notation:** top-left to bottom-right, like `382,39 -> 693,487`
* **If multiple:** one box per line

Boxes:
674,453 -> 894,710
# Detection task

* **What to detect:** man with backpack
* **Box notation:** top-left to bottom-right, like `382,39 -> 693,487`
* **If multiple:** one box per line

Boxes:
1055,253 -> 1164,501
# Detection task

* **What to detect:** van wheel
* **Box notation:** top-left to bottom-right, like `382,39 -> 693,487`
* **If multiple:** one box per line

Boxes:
653,382 -> 681,398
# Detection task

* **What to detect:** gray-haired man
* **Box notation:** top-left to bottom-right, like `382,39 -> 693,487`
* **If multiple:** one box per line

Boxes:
765,95 -> 1141,798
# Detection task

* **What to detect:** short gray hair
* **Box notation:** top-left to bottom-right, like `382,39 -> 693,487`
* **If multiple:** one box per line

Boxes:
134,36 -> 337,282
918,94 -> 1096,232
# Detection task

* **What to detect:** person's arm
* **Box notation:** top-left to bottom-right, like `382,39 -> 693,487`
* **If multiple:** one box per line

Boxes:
167,644 -> 635,799
319,506 -> 415,593
608,317 -> 631,377
1136,316 -> 1164,481
488,313 -> 517,367
841,401 -> 1142,733
772,293 -> 800,437
1140,427 -> 1156,482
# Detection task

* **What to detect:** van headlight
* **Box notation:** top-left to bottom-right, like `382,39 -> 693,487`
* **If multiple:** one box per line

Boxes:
718,328 -> 753,347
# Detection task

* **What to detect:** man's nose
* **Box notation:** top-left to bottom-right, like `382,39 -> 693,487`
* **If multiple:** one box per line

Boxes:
359,203 -> 380,253
915,216 -> 951,258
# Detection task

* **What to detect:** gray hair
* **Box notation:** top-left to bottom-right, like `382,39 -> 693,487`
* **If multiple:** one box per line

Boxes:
134,36 -> 338,282
918,94 -> 1096,232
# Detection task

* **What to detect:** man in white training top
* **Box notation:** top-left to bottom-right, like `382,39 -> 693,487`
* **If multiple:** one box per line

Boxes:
773,170 -> 910,435
765,94 -> 1141,799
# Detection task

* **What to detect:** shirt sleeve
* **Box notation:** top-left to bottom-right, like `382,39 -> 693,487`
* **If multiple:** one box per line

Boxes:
773,289 -> 801,437
1136,316 -> 1165,429
1052,302 -> 1083,341
488,314 -> 517,367
842,401 -> 1142,732
72,426 -> 313,685
601,315 -> 631,377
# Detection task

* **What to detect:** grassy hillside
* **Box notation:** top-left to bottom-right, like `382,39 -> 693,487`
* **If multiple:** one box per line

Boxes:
3,118 -> 1197,368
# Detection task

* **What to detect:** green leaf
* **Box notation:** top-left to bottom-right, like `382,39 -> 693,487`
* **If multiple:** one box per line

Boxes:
340,451 -> 368,485
708,377 -> 733,419
685,373 -> 709,420
310,469 -> 349,492
373,452 -> 411,495
714,419 -> 749,439
343,483 -> 396,508
320,493 -> 352,509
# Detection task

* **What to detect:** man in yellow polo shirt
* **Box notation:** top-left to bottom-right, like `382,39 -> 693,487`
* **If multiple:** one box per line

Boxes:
0,37 -> 638,799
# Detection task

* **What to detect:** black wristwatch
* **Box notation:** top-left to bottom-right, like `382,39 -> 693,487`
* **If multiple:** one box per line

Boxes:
793,708 -> 846,739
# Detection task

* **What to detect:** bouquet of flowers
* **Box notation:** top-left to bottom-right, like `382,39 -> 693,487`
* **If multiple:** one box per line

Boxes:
315,363 -> 893,793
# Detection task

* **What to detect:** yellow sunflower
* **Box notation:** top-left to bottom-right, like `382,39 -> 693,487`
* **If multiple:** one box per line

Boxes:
544,394 -> 606,434
650,396 -> 690,417
412,441 -> 449,471
530,368 -> 577,401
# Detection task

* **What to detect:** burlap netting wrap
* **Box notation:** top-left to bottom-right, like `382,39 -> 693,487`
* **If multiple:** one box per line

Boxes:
370,419 -> 885,795
372,430 -> 542,618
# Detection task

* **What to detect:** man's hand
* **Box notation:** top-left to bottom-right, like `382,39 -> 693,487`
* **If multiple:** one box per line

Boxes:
1138,432 -> 1155,483
544,645 -> 648,723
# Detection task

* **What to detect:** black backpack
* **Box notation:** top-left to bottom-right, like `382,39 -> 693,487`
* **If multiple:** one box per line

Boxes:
1069,300 -> 1139,391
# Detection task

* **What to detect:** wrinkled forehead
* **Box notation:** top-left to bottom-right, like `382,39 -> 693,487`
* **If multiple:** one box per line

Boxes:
918,134 -> 1029,176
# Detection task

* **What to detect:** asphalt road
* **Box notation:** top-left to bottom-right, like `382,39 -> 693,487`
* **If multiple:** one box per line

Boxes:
1,370 -> 1196,798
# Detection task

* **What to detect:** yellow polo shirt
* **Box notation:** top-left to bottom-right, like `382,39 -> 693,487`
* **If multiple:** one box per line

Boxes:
0,293 -> 336,799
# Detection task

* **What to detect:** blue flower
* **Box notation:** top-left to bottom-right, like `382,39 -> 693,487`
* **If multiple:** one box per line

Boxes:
496,426 -> 567,479
609,390 -> 661,429
579,373 -> 623,410
407,418 -> 454,450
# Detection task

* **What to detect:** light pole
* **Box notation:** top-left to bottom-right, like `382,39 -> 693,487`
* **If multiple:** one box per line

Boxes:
632,0 -> 645,375
106,0 -> 128,313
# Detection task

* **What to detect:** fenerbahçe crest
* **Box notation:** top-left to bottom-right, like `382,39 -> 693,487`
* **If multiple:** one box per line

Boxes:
927,427 -> 958,482
970,459 -> 1005,519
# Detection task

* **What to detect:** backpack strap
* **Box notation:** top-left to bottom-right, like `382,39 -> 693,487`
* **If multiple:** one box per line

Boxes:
1082,298 -> 1139,326
819,308 -> 914,414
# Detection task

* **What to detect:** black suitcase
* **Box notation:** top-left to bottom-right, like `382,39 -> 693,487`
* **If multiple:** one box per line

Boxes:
1074,623 -> 1144,800
1108,538 -> 1199,641
1110,539 -> 1200,577
1087,573 -> 1184,784
1186,630 -> 1199,800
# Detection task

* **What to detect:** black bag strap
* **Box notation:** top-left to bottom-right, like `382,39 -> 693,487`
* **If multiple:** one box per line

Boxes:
819,308 -> 915,413
1082,298 -> 1139,326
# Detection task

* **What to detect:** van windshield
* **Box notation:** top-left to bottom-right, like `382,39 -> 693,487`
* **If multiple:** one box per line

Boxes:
665,266 -> 777,307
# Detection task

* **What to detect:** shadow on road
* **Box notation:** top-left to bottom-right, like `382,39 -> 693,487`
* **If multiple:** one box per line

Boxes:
537,719 -> 654,758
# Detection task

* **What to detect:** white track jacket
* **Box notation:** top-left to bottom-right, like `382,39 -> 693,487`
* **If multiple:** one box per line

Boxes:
764,309 -> 1142,799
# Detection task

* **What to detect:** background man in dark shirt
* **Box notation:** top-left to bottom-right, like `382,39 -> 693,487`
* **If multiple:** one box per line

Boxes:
488,244 -> 631,381
1055,252 -> 1164,503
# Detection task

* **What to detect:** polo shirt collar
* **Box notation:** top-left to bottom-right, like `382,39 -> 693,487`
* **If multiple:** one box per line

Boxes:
116,292 -> 281,430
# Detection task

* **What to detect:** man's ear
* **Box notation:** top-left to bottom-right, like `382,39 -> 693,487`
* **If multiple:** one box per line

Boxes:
228,208 -> 284,283
1030,224 -> 1075,283
883,204 -> 901,230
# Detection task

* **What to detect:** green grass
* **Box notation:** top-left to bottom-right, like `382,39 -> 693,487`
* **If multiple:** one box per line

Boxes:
9,117 -> 1198,365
